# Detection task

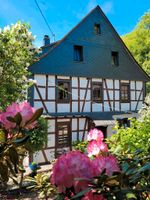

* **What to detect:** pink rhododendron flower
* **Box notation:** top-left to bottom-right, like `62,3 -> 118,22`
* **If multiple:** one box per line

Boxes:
0,112 -> 16,129
87,128 -> 104,142
0,102 -> 36,130
82,191 -> 106,200
92,155 -> 120,176
51,151 -> 94,193
87,140 -> 108,157
7,133 -> 13,139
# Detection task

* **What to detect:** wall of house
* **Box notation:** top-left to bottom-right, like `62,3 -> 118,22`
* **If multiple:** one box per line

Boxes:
33,74 -> 144,113
32,116 -> 89,164
32,74 -> 144,163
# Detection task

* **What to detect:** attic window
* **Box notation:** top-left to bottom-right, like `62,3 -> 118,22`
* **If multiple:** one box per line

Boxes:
74,45 -> 83,62
94,24 -> 101,34
111,51 -> 119,66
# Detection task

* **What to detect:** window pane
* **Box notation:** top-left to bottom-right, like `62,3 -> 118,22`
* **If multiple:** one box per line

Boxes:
74,45 -> 83,61
92,82 -> 103,102
57,81 -> 70,102
112,51 -> 119,66
121,83 -> 130,102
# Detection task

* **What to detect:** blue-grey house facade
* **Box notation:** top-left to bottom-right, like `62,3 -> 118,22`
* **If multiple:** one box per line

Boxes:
29,6 -> 150,163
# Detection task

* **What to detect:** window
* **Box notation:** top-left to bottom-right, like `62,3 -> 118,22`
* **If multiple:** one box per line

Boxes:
94,23 -> 101,34
74,45 -> 83,61
57,80 -> 70,102
56,122 -> 71,157
120,83 -> 130,102
92,82 -> 103,102
111,51 -> 119,66
117,118 -> 130,128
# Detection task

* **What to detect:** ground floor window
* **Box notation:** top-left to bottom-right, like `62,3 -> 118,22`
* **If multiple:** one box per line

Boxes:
56,121 -> 71,157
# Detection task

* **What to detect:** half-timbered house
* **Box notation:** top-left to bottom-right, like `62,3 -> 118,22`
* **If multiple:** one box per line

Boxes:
29,6 -> 150,164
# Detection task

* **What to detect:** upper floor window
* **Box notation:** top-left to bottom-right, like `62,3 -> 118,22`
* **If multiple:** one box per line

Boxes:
92,82 -> 103,102
57,80 -> 70,103
74,45 -> 83,62
120,83 -> 130,102
112,51 -> 119,66
94,23 -> 101,34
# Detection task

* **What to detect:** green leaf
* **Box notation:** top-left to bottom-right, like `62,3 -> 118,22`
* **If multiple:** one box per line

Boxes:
0,161 -> 9,182
71,187 -> 91,199
25,108 -> 43,126
7,112 -> 22,125
137,163 -> 150,173
14,135 -> 30,146
126,193 -> 137,199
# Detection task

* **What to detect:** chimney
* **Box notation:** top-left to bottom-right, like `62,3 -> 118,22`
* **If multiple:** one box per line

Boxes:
43,35 -> 50,46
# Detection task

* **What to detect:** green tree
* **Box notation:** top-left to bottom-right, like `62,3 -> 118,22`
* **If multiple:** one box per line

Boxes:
0,22 -> 38,110
122,11 -> 150,92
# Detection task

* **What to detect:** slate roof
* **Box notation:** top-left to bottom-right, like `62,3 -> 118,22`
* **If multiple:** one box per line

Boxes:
30,6 -> 150,82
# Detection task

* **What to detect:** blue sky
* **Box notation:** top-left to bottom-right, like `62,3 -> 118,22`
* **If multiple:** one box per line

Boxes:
0,0 -> 149,47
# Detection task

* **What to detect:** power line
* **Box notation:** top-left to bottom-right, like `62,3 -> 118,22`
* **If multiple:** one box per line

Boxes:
34,0 -> 55,41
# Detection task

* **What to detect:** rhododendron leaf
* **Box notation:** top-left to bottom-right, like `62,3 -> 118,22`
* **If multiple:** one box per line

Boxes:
105,176 -> 120,186
126,193 -> 137,199
18,166 -> 26,173
71,187 -> 91,199
136,162 -> 150,173
5,159 -> 17,177
14,135 -> 30,146
7,112 -> 22,125
25,108 -> 43,125
8,146 -> 19,173
7,116 -> 16,123
0,162 -> 9,182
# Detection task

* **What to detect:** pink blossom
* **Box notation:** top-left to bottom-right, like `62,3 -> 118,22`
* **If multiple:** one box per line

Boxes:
0,102 -> 36,130
7,133 -> 13,139
87,140 -> 108,157
82,191 -> 106,200
87,129 -> 104,142
0,112 -> 16,129
6,103 -> 20,114
18,102 -> 35,123
51,151 -> 94,193
92,155 -> 120,176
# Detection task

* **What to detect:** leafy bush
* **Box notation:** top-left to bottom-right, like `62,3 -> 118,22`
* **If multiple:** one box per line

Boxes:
0,102 -> 43,187
50,128 -> 150,200
0,22 -> 38,110
108,118 -> 150,158
26,117 -> 48,152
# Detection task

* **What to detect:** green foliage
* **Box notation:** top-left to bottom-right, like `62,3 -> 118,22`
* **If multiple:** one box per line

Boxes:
122,10 -> 150,92
26,174 -> 57,199
73,153 -> 150,200
72,140 -> 88,153
0,108 -> 43,187
108,118 -> 150,158
0,22 -> 38,110
139,94 -> 150,120
26,117 -> 48,152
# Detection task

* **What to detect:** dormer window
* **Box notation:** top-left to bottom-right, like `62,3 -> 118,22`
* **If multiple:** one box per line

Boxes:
112,51 -> 119,66
94,24 -> 101,34
74,45 -> 83,62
